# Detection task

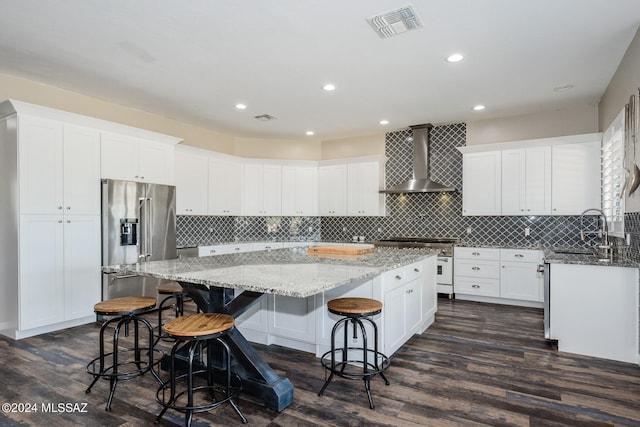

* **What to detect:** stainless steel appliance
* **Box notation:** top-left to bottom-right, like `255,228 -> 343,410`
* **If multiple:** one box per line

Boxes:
374,237 -> 457,297
101,179 -> 177,300
542,262 -> 551,339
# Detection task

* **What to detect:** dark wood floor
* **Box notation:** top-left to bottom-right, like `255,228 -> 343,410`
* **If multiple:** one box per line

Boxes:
1,297 -> 639,426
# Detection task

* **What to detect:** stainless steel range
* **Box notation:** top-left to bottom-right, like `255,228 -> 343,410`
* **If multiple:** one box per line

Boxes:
375,237 -> 458,298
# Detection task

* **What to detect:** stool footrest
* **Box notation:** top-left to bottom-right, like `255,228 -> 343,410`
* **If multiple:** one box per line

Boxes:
319,348 -> 390,380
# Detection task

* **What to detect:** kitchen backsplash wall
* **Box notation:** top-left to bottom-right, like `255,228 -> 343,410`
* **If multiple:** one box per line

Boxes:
177,122 -> 637,260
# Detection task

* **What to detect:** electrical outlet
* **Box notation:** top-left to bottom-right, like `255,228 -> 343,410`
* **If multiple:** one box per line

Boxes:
466,227 -> 472,235
524,227 -> 530,237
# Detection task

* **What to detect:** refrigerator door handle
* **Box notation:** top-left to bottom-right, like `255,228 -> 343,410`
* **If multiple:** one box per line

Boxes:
139,197 -> 147,261
147,197 -> 153,259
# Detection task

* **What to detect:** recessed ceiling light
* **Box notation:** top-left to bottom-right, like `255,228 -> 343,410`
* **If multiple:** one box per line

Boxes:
235,103 -> 247,110
473,105 -> 485,111
553,84 -> 574,92
446,53 -> 464,63
306,130 -> 315,136
322,83 -> 336,91
379,119 -> 389,125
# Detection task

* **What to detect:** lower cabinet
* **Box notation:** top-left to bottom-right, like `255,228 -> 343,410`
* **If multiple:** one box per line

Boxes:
384,277 -> 421,356
454,247 -> 543,306
16,214 -> 101,337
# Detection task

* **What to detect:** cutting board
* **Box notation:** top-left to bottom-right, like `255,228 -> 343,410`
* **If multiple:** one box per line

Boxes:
307,245 -> 374,255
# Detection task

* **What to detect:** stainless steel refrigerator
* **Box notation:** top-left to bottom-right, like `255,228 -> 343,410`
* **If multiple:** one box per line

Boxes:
101,179 -> 177,300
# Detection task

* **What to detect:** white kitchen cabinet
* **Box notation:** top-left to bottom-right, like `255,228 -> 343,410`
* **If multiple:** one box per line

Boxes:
501,147 -> 551,215
101,132 -> 175,185
242,163 -> 282,216
462,151 -> 501,216
198,242 -> 253,256
318,163 -> 347,216
454,247 -> 500,297
549,263 -> 638,363
208,155 -> 242,215
551,140 -> 601,215
499,249 -> 543,302
347,161 -> 385,216
18,215 -> 65,330
252,242 -> 284,251
268,294 -> 316,346
384,276 -> 421,356
175,147 -> 208,215
282,165 -> 318,216
18,118 -> 101,216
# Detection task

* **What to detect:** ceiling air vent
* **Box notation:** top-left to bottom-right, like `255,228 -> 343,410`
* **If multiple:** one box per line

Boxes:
367,5 -> 423,39
254,114 -> 278,122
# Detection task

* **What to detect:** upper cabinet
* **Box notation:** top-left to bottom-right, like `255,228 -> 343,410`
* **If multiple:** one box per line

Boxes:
209,154 -> 242,216
175,146 -> 208,215
501,146 -> 552,215
282,164 -> 318,216
319,156 -> 385,217
460,133 -> 601,216
551,140 -> 601,215
318,163 -> 347,216
462,151 -> 501,216
101,132 -> 176,185
242,162 -> 282,216
18,116 -> 101,215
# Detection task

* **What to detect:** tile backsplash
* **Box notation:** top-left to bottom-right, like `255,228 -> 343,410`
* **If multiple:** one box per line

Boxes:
177,123 -> 638,261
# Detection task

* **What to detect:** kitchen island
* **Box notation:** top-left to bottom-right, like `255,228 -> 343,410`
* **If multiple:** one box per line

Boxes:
103,246 -> 437,411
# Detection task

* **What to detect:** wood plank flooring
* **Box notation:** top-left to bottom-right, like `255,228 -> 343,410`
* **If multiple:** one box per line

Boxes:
1,297 -> 639,426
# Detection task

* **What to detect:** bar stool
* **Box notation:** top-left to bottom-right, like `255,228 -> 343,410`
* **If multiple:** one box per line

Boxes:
155,313 -> 247,426
155,282 -> 187,346
86,296 -> 162,411
318,297 -> 390,409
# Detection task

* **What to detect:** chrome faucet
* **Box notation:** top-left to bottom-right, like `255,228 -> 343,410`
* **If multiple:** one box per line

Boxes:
579,208 -> 611,258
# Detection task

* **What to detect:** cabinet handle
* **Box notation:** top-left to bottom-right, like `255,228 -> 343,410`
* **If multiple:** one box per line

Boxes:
210,250 -> 216,254
414,268 -> 420,272
406,289 -> 413,294
140,176 -> 145,179
66,206 -> 71,210
515,254 -> 524,258
472,266 -> 480,270
472,284 -> 480,288
66,220 -> 71,223
57,206 -> 63,210
395,275 -> 402,280
472,252 -> 480,256
58,220 -> 63,223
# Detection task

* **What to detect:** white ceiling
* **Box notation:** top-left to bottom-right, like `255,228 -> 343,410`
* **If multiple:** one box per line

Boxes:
1,1 -> 639,140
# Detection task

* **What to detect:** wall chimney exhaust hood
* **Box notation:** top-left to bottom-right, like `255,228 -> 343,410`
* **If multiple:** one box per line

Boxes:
381,124 -> 456,193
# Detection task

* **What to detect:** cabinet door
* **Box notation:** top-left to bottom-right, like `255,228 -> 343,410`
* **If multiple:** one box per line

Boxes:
384,283 -> 407,356
268,295 -> 316,343
242,163 -> 264,215
281,166 -> 298,216
525,146 -> 552,215
209,156 -> 241,215
18,116 -> 64,214
100,132 -> 139,181
175,149 -> 208,215
64,215 -> 101,320
462,151 -> 501,215
551,141 -> 601,215
63,125 -> 101,215
500,261 -> 543,302
318,164 -> 347,216
282,166 -> 318,216
138,139 -> 175,185
261,164 -> 282,216
501,149 -> 526,215
347,162 -> 381,216
19,215 -> 65,330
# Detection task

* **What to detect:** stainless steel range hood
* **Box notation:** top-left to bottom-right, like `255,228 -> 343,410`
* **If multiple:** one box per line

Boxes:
381,124 -> 456,193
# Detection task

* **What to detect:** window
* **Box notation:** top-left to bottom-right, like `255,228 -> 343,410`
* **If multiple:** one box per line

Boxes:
601,108 -> 625,237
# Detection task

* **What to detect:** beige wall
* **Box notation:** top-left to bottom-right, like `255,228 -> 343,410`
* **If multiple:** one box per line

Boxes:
600,27 -> 640,212
466,103 -> 599,146
320,133 -> 385,160
234,136 -> 321,160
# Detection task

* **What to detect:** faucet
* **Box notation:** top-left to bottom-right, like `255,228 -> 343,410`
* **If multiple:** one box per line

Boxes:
579,208 -> 611,258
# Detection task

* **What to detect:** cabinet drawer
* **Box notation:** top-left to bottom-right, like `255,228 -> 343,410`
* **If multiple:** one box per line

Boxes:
500,249 -> 542,263
383,262 -> 421,292
455,259 -> 499,279
455,277 -> 500,297
455,247 -> 500,261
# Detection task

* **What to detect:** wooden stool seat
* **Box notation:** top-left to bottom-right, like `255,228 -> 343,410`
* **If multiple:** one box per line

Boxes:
93,296 -> 156,316
164,313 -> 234,338
327,297 -> 382,317
157,281 -> 185,294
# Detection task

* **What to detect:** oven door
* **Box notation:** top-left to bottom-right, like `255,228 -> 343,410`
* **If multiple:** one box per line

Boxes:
436,256 -> 453,285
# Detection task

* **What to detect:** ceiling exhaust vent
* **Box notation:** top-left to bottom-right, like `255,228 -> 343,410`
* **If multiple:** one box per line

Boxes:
367,5 -> 423,39
254,114 -> 278,122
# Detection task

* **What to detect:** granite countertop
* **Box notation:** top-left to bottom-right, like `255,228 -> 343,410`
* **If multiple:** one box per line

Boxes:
103,247 -> 436,298
542,248 -> 639,268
